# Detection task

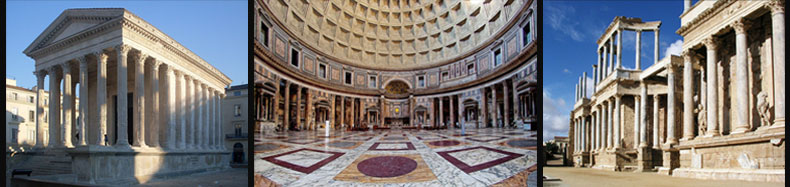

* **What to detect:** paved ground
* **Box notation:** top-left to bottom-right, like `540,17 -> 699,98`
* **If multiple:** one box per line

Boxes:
543,163 -> 784,187
139,168 -> 248,187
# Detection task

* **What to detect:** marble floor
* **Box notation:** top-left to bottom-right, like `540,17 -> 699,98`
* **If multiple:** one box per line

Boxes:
254,128 -> 537,186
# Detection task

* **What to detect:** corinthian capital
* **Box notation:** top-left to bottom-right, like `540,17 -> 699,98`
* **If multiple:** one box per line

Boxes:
115,44 -> 132,55
767,0 -> 785,14
731,19 -> 752,34
702,37 -> 718,50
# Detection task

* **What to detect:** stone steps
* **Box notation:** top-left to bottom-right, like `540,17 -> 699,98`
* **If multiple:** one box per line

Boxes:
20,150 -> 73,176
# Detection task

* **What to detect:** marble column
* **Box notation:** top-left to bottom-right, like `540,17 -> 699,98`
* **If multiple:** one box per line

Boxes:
96,51 -> 108,146
62,63 -> 73,148
653,95 -> 660,149
165,66 -> 177,149
635,30 -> 642,70
617,29 -> 622,69
133,53 -> 148,147
78,57 -> 88,146
35,71 -> 46,148
149,61 -> 161,147
504,83 -> 510,126
439,98 -> 444,127
177,71 -> 186,149
451,96 -> 457,127
732,19 -> 751,134
597,49 -> 602,83
640,83 -> 649,148
582,72 -> 587,98
703,38 -> 719,136
284,82 -> 291,130
609,38 -> 614,74
202,84 -> 209,149
684,0 -> 691,12
593,66 -> 598,92
340,96 -> 345,128
296,86 -> 302,130
581,117 -> 586,152
682,52 -> 695,140
196,81 -> 204,149
188,76 -> 196,149
116,44 -> 131,147
634,94 -> 640,149
667,64 -> 678,145
605,101 -> 611,148
614,95 -> 621,148
654,29 -> 660,64
493,86 -> 500,127
769,1 -> 785,127
49,67 -> 60,147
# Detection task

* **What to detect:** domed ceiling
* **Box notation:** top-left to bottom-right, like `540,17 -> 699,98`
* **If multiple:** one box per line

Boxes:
265,0 -> 526,70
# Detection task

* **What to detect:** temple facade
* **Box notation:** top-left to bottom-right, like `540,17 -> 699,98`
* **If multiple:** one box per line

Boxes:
17,8 -> 233,185
569,0 -> 785,182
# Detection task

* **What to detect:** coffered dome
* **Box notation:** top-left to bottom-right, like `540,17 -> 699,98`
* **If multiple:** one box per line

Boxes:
264,0 -> 526,70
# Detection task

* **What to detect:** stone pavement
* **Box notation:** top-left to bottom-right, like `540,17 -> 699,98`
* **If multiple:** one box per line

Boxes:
543,166 -> 784,187
138,168 -> 247,187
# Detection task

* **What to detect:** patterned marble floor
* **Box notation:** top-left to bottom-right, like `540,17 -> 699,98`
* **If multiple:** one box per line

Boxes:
254,128 -> 537,186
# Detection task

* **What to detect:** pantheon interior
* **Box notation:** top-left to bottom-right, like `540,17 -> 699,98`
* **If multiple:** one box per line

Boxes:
253,0 -> 538,186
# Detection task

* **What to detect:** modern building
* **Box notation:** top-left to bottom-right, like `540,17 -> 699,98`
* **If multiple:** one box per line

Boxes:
6,78 -> 80,148
569,0 -> 784,182
222,84 -> 249,167
12,8 -> 233,185
254,0 -> 539,186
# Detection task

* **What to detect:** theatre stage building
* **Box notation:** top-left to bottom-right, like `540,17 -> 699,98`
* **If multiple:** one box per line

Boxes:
568,0 -> 785,182
253,0 -> 538,186
16,8 -> 232,185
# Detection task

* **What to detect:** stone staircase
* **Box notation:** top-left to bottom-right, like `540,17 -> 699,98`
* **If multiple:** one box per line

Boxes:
21,150 -> 73,176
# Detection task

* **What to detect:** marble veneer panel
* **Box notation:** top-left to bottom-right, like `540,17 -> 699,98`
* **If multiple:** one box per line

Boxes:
262,148 -> 345,174
437,146 -> 524,173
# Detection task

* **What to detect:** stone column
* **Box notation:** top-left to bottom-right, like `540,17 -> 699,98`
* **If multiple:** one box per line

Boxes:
284,82 -> 291,130
148,61 -> 161,148
640,83 -> 648,148
340,96 -> 345,128
165,66 -> 177,149
581,117 -> 586,152
177,71 -> 186,149
617,29 -> 622,69
133,53 -> 148,147
582,72 -> 587,98
769,1 -> 785,127
593,66 -> 598,92
654,29 -> 660,64
703,38 -> 719,136
635,30 -> 642,69
35,71 -> 46,148
78,57 -> 88,146
96,51 -> 108,146
210,89 -> 217,149
49,67 -> 60,147
604,101 -> 611,148
439,98 -> 444,127
493,86 -> 500,127
614,95 -> 621,148
187,76 -> 196,149
61,63 -> 74,148
480,88 -> 487,128
682,52 -> 695,140
609,38 -> 614,73
116,44 -> 131,147
296,86 -> 302,130
597,48 -> 602,83
634,94 -> 640,149
684,0 -> 691,12
732,19 -> 751,134
452,96 -> 457,127
667,64 -> 678,145
653,95 -> 660,149
196,81 -> 204,149
202,83 -> 209,149
596,107 -> 601,150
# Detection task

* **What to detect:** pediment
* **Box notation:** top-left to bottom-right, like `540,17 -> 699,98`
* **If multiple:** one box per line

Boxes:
24,8 -> 125,57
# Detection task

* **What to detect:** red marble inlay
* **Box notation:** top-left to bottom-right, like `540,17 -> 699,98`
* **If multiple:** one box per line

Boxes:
437,146 -> 523,173
428,140 -> 461,147
356,156 -> 418,178
261,148 -> 344,174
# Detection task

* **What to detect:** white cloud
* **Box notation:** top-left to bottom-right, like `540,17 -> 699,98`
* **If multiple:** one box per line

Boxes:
545,4 -> 585,42
664,39 -> 683,58
563,69 -> 571,73
543,90 -> 570,141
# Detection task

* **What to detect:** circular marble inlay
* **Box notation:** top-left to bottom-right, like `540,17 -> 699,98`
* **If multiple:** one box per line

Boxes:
255,143 -> 280,151
328,141 -> 358,148
357,156 -> 418,178
429,140 -> 461,147
507,139 -> 537,147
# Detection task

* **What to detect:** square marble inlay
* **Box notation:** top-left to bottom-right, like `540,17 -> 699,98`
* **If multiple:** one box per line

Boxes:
262,148 -> 345,174
437,146 -> 523,173
282,139 -> 323,145
466,136 -> 507,142
368,142 -> 416,151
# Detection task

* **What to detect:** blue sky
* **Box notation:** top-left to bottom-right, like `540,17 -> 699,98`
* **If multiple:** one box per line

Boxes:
5,0 -> 247,90
543,1 -> 685,141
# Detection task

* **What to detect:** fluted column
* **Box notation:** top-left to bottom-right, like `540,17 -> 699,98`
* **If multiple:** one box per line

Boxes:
133,52 -> 148,147
151,61 -> 162,147
78,57 -> 89,146
634,94 -> 640,149
609,38 -> 614,73
35,71 -> 46,148
613,95 -> 621,148
654,29 -> 660,64
493,86 -> 500,127
604,101 -> 610,148
296,86 -> 302,130
62,63 -> 74,148
667,64 -> 678,145
187,76 -> 196,149
703,38 -> 719,136
581,117 -> 586,152
635,30 -> 642,69
96,51 -> 108,146
593,66 -> 598,92
202,83 -> 209,149
682,52 -> 695,140
177,71 -> 186,149
115,44 -> 131,147
49,67 -> 60,147
597,48 -> 602,83
340,96 -> 345,128
732,19 -> 751,134
439,98 -> 444,126
165,66 -> 177,149
617,29 -> 622,69
768,1 -> 785,127
640,83 -> 649,148
652,95 -> 660,149
284,82 -> 291,130
195,80 -> 203,149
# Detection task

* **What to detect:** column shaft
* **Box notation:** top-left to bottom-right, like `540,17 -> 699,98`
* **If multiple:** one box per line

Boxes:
704,38 -> 719,136
62,63 -> 73,147
78,58 -> 88,146
96,52 -> 108,146
769,1 -> 785,126
116,45 -> 131,146
133,53 -> 147,147
614,96 -> 621,148
732,20 -> 750,133
682,52 -> 695,140
636,31 -> 642,69
667,65 -> 678,145
35,72 -> 46,147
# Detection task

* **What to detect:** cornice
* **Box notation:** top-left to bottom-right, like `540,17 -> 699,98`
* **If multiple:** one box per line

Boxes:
676,0 -> 738,36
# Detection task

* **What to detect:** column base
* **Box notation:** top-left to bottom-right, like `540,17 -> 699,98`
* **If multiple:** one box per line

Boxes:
636,147 -> 653,172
